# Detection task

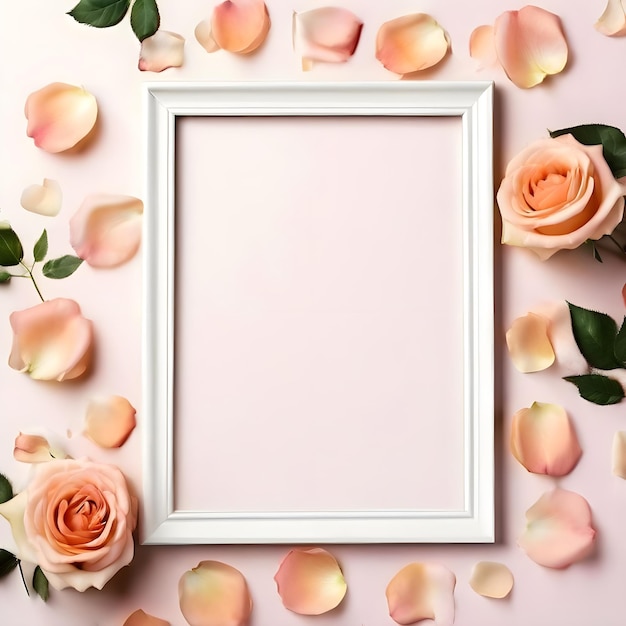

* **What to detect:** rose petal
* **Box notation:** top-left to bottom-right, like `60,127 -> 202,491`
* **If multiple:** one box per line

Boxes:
292,8 -> 363,70
510,402 -> 582,476
612,431 -> 626,478
386,562 -> 456,626
506,312 -> 555,373
14,432 -> 66,463
9,298 -> 93,381
376,13 -> 450,75
124,610 -> 170,626
595,0 -> 626,36
211,0 -> 270,54
25,83 -> 98,153
0,492 -> 35,563
70,194 -> 143,268
179,561 -> 252,626
469,561 -> 514,599
622,283 -> 626,307
84,395 -> 137,448
195,19 -> 221,53
494,6 -> 568,88
469,25 -> 498,69
274,548 -> 347,615
518,488 -> 596,569
20,179 -> 62,217
139,31 -> 185,72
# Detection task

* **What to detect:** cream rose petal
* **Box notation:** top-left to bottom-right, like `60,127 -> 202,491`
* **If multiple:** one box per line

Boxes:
493,6 -> 568,88
70,194 -> 143,268
195,19 -> 221,52
20,179 -> 62,217
510,402 -> 582,476
139,31 -> 185,72
211,0 -> 270,54
13,432 -> 65,463
518,488 -> 596,569
274,548 -> 347,615
469,24 -> 498,69
386,562 -> 456,626
293,8 -> 363,70
84,395 -> 137,448
376,13 -> 450,75
506,312 -> 555,373
124,610 -> 171,626
25,82 -> 98,153
596,0 -> 626,36
612,431 -> 626,478
469,561 -> 514,599
179,561 -> 252,626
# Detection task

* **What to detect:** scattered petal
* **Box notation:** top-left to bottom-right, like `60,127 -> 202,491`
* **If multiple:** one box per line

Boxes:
274,548 -> 347,615
595,0 -> 626,36
386,562 -> 456,626
293,8 -> 363,70
195,19 -> 221,53
139,30 -> 185,72
210,0 -> 271,54
510,402 -> 582,476
518,488 -> 596,569
179,561 -> 252,626
469,561 -> 514,599
469,25 -> 498,69
612,431 -> 626,478
124,610 -> 170,626
493,6 -> 568,88
506,312 -> 555,373
84,395 -> 137,448
376,13 -> 450,75
14,433 -> 66,463
20,179 -> 62,217
25,82 -> 98,153
70,194 -> 143,268
9,298 -> 93,382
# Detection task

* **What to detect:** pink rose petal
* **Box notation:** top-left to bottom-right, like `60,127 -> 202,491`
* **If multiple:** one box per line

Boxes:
506,312 -> 555,373
25,82 -> 98,153
596,0 -> 626,36
518,488 -> 596,569
179,561 -> 252,626
493,6 -> 568,88
376,13 -> 450,75
274,548 -> 347,615
84,395 -> 137,448
70,194 -> 143,268
13,432 -> 66,463
139,31 -> 185,72
211,0 -> 270,54
510,402 -> 582,476
20,179 -> 62,217
469,25 -> 498,69
386,562 -> 456,625
124,610 -> 170,626
469,561 -> 514,599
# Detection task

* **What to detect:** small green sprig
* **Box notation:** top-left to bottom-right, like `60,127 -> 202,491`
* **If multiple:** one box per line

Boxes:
0,224 -> 83,302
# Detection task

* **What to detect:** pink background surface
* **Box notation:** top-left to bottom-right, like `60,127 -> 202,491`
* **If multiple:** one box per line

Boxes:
1,0 -> 626,625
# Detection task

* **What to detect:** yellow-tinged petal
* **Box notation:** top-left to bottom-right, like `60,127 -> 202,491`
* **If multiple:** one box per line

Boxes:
195,19 -> 221,53
376,13 -> 450,75
211,0 -> 270,54
493,6 -> 568,88
612,431 -> 626,478
469,25 -> 498,69
274,548 -> 347,615
506,312 -> 555,373
20,179 -> 62,217
596,0 -> 626,36
469,561 -> 513,599
518,488 -> 596,569
292,8 -> 363,69
70,194 -> 143,268
386,562 -> 455,626
0,491 -> 36,564
510,402 -> 582,476
84,395 -> 137,448
139,31 -> 185,72
179,561 -> 252,626
25,82 -> 98,153
124,610 -> 170,626
13,432 -> 66,463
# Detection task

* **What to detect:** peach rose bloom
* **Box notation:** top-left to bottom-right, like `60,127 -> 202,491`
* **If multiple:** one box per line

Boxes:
497,134 -> 626,259
0,459 -> 137,591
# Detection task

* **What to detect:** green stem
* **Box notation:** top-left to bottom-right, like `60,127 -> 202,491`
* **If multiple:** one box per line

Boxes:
16,560 -> 29,597
19,262 -> 44,302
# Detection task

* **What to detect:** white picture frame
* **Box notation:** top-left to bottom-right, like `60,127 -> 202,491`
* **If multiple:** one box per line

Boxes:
142,81 -> 494,545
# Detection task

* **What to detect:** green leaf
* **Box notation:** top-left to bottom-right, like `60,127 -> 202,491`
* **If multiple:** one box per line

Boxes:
33,230 -> 48,263
568,302 -> 621,370
0,550 -> 18,578
0,227 -> 23,267
42,255 -> 83,279
564,374 -> 625,405
549,124 -> 626,179
68,0 -> 131,28
32,566 -> 49,602
130,0 -> 160,41
0,270 -> 11,283
0,474 -> 13,504
616,317 -> 626,365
